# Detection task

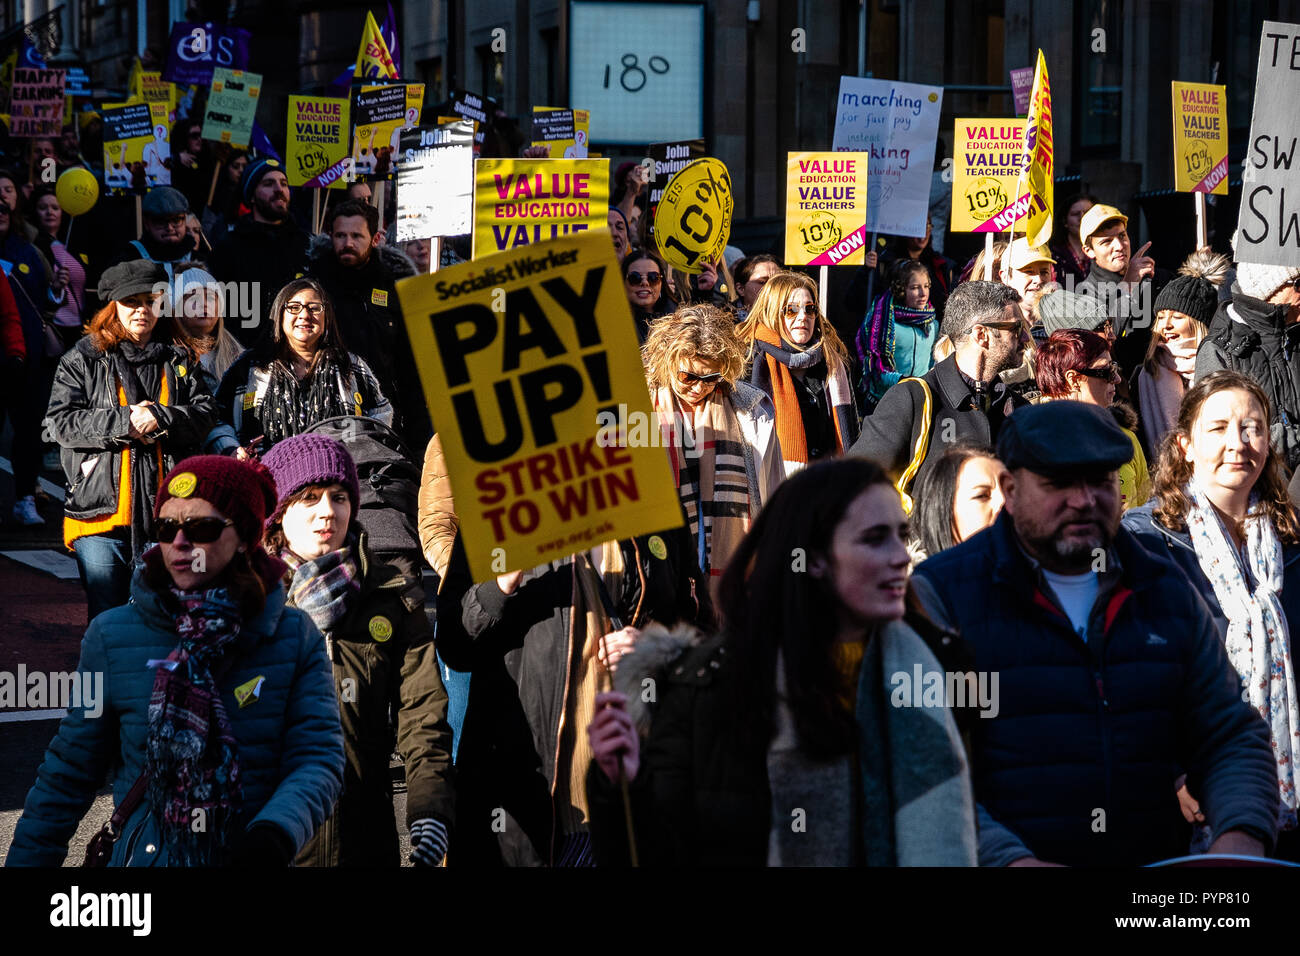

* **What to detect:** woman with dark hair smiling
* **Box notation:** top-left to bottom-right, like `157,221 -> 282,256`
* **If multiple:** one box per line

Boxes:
621,246 -> 675,342
213,277 -> 390,457
585,458 -> 977,866
1124,370 -> 1300,860
908,442 -> 1007,562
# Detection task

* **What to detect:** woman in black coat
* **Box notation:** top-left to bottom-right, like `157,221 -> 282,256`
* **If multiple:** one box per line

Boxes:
43,260 -> 216,620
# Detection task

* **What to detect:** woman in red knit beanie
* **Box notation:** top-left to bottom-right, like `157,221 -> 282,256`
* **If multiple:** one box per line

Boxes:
9,454 -> 345,868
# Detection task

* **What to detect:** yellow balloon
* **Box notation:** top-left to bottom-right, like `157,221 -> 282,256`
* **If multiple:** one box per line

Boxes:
56,167 -> 100,217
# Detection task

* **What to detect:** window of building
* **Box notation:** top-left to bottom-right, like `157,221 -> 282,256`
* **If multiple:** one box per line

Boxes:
540,27 -> 559,106
476,43 -> 504,102
418,57 -> 444,102
1074,0 -> 1123,153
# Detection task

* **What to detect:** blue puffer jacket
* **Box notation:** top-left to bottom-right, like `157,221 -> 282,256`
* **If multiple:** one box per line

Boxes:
1121,501 -> 1300,642
6,553 -> 345,866
911,511 -> 1278,867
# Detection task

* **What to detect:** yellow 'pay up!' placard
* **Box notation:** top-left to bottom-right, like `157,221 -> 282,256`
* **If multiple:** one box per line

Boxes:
396,230 -> 683,582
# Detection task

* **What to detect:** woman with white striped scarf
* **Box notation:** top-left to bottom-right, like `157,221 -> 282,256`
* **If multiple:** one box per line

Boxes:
1122,370 -> 1300,860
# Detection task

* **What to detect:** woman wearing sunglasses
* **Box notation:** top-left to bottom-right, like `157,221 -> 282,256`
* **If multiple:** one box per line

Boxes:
643,303 -> 784,595
1036,328 -> 1150,510
43,260 -> 217,620
260,434 -> 456,867
212,278 -> 391,458
737,270 -> 857,475
621,247 -> 675,343
8,455 -> 345,867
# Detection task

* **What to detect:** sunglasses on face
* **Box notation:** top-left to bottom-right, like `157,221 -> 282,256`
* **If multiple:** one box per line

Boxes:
626,271 -> 662,287
978,320 -> 1023,332
155,516 -> 234,544
784,304 -> 817,318
1077,362 -> 1122,383
284,302 -> 324,316
676,369 -> 723,386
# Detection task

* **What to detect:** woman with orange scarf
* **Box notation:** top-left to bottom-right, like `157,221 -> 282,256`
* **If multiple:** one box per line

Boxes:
736,271 -> 858,476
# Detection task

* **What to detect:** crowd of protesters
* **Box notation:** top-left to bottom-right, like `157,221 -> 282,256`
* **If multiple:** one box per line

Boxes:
4,98 -> 1300,872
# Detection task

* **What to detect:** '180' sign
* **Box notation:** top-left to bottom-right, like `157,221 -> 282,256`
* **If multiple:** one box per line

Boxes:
653,158 -> 734,275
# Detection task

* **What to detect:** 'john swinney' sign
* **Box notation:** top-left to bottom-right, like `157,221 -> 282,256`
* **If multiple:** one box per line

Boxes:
472,158 -> 609,259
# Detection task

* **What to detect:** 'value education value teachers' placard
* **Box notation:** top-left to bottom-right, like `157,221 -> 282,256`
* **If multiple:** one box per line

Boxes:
1171,81 -> 1228,194
950,118 -> 1028,232
472,158 -> 609,258
784,152 -> 869,265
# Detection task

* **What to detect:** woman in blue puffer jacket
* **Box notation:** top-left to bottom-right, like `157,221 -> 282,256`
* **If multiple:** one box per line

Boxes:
7,455 -> 344,867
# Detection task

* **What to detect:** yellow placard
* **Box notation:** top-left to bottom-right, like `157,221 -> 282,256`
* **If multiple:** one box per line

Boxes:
1172,81 -> 1228,194
784,151 -> 869,265
350,83 -> 424,179
1018,50 -> 1054,247
472,158 -> 609,258
949,118 -> 1028,232
531,107 -> 590,157
288,95 -> 351,188
653,157 -> 733,274
396,230 -> 684,582
101,101 -> 160,192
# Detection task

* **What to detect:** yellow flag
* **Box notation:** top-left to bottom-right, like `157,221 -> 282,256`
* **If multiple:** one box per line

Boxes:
1017,50 -> 1054,247
355,11 -> 398,81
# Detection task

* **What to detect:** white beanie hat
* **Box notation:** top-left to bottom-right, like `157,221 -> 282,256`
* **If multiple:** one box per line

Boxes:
1235,260 -> 1300,301
171,267 -> 223,318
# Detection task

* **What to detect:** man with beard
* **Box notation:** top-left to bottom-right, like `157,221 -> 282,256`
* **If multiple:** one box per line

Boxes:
910,401 -> 1279,866
210,158 -> 310,347
307,199 -> 431,450
850,281 -> 1032,494
108,186 -> 195,282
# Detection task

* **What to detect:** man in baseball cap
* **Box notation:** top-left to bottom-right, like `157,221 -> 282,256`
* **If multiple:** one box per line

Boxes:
999,237 -> 1056,300
911,400 -> 1279,866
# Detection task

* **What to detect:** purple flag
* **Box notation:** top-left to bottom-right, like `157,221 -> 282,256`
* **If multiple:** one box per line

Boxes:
250,121 -> 281,162
381,2 -> 402,77
163,22 -> 252,86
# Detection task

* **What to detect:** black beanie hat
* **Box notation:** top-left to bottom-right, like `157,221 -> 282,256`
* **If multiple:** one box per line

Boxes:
1153,274 -> 1218,328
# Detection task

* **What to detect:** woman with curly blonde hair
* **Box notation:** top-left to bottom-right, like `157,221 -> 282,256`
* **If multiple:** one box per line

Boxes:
735,270 -> 857,475
643,304 -> 784,592
1122,370 -> 1300,860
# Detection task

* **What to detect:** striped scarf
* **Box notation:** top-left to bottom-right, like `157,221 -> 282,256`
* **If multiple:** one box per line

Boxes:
145,584 -> 245,865
653,385 -> 752,592
281,545 -> 362,655
855,294 -> 936,406
750,323 -> 856,468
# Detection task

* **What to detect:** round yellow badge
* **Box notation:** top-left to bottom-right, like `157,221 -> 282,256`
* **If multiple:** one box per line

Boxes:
353,391 -> 363,405
369,615 -> 393,642
17,263 -> 28,274
176,365 -> 187,377
647,535 -> 668,560
168,472 -> 198,498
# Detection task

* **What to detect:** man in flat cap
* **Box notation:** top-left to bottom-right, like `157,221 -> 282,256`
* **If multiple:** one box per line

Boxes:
107,185 -> 196,286
911,401 -> 1279,866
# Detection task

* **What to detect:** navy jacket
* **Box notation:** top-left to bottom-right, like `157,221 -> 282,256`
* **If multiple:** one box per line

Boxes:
7,553 -> 344,866
911,511 -> 1278,866
1122,501 -> 1300,644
